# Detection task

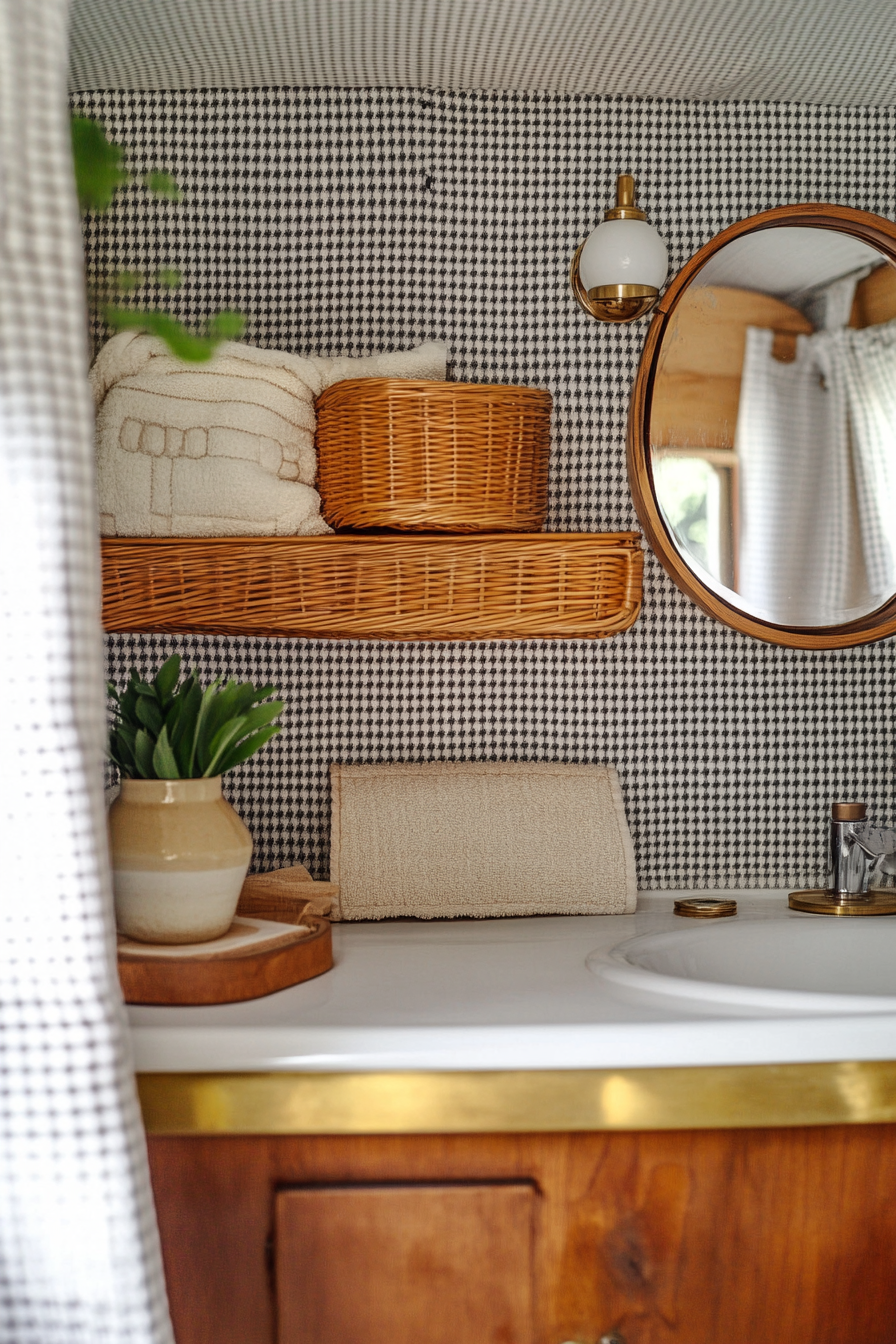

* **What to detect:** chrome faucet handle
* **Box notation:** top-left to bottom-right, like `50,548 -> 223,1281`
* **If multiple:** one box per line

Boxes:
853,826 -> 896,859
828,801 -> 872,894
827,801 -> 896,895
853,826 -> 896,888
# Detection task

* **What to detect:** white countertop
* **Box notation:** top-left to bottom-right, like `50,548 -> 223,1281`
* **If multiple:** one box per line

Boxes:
127,892 -> 896,1073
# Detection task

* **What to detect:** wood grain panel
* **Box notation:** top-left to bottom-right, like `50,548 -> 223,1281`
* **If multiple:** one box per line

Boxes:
851,261 -> 896,329
650,286 -> 812,450
148,1126 -> 896,1344
275,1183 -> 534,1344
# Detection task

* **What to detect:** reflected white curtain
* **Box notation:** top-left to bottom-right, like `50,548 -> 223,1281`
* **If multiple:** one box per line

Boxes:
832,319 -> 896,596
736,308 -> 896,625
0,2 -> 173,1341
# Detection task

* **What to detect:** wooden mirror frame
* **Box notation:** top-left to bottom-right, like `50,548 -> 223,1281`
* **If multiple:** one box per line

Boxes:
628,203 -> 896,648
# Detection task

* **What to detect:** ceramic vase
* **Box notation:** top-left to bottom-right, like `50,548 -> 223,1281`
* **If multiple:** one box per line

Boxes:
108,777 -> 253,944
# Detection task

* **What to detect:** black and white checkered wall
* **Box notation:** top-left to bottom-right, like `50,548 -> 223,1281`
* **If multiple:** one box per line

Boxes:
78,87 -> 896,889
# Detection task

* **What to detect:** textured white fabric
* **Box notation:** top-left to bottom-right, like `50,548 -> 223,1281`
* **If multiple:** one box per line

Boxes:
833,320 -> 896,597
736,312 -> 896,626
330,762 -> 638,919
92,334 -> 447,536
69,0 -> 896,106
0,2 -> 174,1341
736,327 -> 863,625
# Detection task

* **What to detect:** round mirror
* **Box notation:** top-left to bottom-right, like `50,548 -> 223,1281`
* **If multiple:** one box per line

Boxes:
628,204 -> 896,647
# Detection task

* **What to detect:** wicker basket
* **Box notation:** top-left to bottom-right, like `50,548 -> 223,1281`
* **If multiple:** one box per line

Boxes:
315,379 -> 552,531
101,534 -> 643,641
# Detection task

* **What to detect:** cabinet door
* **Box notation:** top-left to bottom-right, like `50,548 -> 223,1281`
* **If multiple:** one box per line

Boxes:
275,1183 -> 534,1344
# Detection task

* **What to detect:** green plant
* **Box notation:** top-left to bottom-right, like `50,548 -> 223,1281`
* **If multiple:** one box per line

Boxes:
108,654 -> 283,780
72,114 -> 245,362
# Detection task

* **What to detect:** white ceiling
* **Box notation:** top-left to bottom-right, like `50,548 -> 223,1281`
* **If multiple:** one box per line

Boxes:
69,0 -> 896,105
695,229 -> 886,300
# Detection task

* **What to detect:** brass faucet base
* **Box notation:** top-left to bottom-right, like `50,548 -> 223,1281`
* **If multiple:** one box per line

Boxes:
789,889 -> 896,916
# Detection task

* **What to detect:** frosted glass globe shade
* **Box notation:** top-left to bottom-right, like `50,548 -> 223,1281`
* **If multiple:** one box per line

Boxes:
578,218 -> 669,291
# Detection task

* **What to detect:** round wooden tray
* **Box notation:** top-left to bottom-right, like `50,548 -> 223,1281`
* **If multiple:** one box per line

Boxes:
118,915 -> 333,1006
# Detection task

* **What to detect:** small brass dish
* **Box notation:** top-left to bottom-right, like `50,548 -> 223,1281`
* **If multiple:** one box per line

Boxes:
788,889 -> 896,916
673,898 -> 737,919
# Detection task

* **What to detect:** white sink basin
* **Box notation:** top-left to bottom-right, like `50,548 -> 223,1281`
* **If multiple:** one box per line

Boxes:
587,915 -> 896,1015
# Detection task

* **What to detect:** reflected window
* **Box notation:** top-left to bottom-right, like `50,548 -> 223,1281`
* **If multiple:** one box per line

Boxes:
653,451 -> 736,589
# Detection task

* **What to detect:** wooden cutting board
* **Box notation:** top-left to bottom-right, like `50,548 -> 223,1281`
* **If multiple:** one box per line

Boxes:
118,913 -> 332,1008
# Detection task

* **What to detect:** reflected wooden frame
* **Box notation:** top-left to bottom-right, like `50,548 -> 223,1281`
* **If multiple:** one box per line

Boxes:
628,203 -> 896,649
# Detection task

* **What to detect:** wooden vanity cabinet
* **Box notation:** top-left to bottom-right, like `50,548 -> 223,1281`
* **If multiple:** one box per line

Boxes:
147,1124 -> 896,1344
276,1183 -> 535,1344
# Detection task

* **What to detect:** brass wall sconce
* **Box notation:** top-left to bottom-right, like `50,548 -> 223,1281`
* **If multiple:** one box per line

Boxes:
570,174 -> 669,323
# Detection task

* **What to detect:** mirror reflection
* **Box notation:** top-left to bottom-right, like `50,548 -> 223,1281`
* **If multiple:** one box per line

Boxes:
650,226 -> 896,626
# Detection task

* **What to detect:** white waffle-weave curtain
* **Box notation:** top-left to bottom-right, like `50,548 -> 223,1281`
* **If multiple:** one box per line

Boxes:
0,2 -> 173,1340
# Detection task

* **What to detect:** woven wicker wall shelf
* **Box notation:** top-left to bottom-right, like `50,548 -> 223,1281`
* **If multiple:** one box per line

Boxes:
100,533 -> 644,641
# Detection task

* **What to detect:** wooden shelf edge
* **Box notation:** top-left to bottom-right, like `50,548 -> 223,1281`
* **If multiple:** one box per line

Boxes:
101,532 -> 644,641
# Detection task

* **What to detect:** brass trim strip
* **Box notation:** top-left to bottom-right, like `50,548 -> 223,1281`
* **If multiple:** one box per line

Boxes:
138,1062 -> 896,1135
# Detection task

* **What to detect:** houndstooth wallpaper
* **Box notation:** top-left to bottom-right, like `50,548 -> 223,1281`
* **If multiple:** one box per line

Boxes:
77,86 -> 896,890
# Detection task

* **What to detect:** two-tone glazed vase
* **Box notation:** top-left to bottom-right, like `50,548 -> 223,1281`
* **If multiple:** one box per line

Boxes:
108,777 -> 253,944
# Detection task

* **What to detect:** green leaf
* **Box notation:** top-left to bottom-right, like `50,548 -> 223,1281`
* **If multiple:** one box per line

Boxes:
113,721 -> 138,754
230,699 -> 284,740
249,684 -> 276,702
103,308 -> 217,362
208,311 -> 246,342
108,726 -> 138,776
153,653 -> 182,703
188,680 -> 223,777
214,725 -> 281,776
143,170 -> 181,201
196,685 -> 245,774
103,307 -> 247,364
201,713 -> 250,778
135,694 -> 163,736
202,698 -> 282,774
133,729 -> 156,779
114,270 -> 144,293
202,682 -> 260,746
164,695 -> 182,734
170,681 -> 202,776
152,726 -> 181,779
71,115 -> 129,213
203,701 -> 284,778
156,267 -> 182,289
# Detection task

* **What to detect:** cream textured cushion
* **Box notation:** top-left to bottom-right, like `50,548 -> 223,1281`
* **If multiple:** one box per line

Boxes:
329,761 -> 638,920
91,333 -> 448,536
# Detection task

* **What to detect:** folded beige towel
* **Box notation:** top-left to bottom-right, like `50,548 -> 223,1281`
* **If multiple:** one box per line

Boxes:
91,334 -> 448,536
329,761 -> 637,920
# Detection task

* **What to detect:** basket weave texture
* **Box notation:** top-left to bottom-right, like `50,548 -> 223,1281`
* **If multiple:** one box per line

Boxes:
102,534 -> 643,641
315,379 -> 552,531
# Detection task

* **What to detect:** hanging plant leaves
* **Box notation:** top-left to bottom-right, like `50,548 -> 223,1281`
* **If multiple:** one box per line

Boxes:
103,307 -> 246,363
143,170 -> 181,201
72,112 -> 246,365
71,116 -> 128,213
